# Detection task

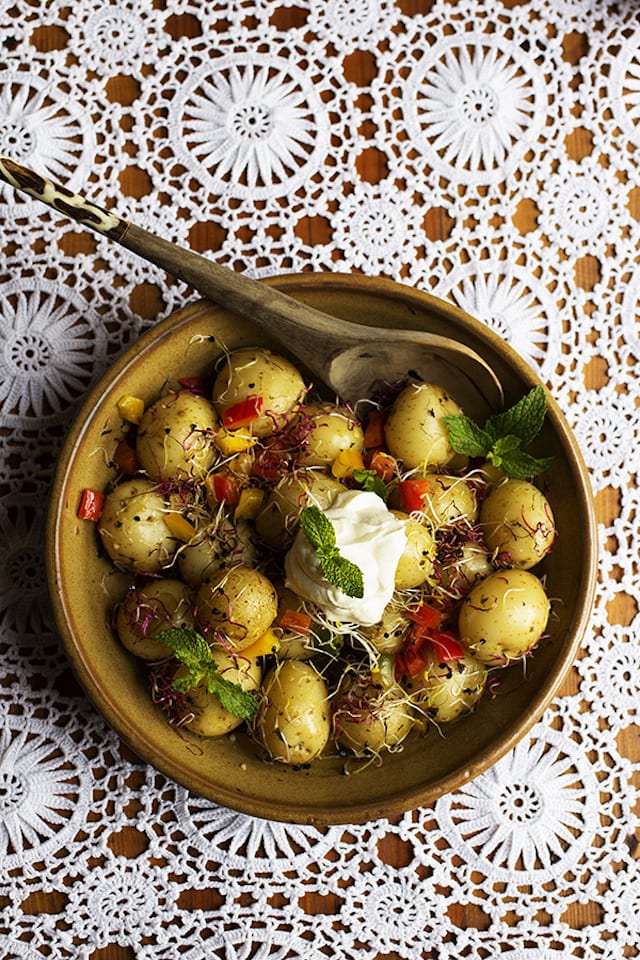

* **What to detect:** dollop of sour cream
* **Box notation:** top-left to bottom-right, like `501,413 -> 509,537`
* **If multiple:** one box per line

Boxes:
284,489 -> 407,626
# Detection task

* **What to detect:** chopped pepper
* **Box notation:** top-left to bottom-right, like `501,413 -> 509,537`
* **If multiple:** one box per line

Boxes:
116,394 -> 145,425
164,512 -> 197,541
221,396 -> 263,429
78,488 -> 104,522
399,478 -> 432,514
278,608 -> 312,635
331,448 -> 365,479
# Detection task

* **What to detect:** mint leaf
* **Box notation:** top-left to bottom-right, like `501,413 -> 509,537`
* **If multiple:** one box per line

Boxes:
487,434 -> 522,468
352,468 -> 389,501
443,415 -> 492,458
299,505 -> 335,552
490,449 -> 556,480
320,553 -> 365,599
154,627 -> 259,721
444,385 -> 554,479
299,505 -> 365,598
205,670 -> 260,721
485,385 -> 547,447
155,627 -> 210,682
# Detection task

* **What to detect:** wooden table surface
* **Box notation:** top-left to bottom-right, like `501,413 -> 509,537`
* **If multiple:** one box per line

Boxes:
20,16 -> 636,955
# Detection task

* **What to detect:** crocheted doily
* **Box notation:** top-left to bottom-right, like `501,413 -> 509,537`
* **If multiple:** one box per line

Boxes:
0,0 -> 638,956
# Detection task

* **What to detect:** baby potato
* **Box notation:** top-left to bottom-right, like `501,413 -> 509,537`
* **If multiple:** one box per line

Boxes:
480,478 -> 556,569
213,348 -> 306,438
116,578 -> 195,661
420,473 -> 479,528
384,381 -> 464,469
254,470 -> 344,548
174,652 -> 261,737
178,516 -> 256,588
391,512 -> 437,589
333,678 -> 414,757
407,650 -> 487,724
195,564 -> 278,652
362,602 -> 411,654
458,568 -> 551,665
296,403 -> 365,466
136,391 -> 218,480
436,541 -> 493,600
98,478 -> 177,574
257,660 -> 330,764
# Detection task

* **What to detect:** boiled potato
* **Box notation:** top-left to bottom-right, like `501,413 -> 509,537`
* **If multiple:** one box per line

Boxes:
195,564 -> 278,651
98,478 -> 176,574
178,516 -> 256,587
116,578 -> 195,661
362,602 -> 411,654
212,348 -> 305,438
407,649 -> 487,724
174,652 -> 261,737
136,391 -> 219,480
333,678 -> 414,756
254,470 -> 344,548
297,403 -> 365,466
384,382 -> 464,469
458,568 -> 551,665
436,541 -> 493,599
391,512 -> 437,589
476,459 -> 504,492
480,478 -> 556,570
257,660 -> 330,764
419,473 -> 479,527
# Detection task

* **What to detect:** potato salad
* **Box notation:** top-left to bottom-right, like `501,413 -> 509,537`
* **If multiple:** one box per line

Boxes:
81,346 -> 558,767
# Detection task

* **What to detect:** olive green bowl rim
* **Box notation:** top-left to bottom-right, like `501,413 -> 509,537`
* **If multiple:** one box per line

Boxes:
45,272 -> 598,824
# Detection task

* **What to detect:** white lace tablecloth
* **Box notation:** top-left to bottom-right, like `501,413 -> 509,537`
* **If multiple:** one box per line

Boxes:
1,0 -> 638,956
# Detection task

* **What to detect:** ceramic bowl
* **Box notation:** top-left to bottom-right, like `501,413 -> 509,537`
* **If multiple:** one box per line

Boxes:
46,274 -> 597,824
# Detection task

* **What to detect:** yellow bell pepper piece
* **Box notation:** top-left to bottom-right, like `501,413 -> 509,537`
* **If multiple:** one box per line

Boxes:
164,512 -> 197,541
234,487 -> 265,521
116,394 -> 145,425
216,427 -> 256,455
239,628 -> 280,660
331,448 -> 365,479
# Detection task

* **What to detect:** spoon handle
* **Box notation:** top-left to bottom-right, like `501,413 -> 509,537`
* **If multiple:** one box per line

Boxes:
0,155 -> 358,364
0,155 -> 504,410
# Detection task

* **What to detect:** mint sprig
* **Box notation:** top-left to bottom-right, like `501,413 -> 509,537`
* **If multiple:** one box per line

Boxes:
299,505 -> 364,598
443,385 -> 555,479
352,468 -> 389,501
154,627 -> 259,721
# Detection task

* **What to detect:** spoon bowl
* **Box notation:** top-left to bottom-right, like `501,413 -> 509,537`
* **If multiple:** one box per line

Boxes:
0,155 -> 503,414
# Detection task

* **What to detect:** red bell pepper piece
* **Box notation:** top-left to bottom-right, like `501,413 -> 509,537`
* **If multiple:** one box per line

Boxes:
113,439 -> 139,476
178,376 -> 205,393
363,410 -> 386,448
211,474 -> 240,505
78,488 -> 104,522
278,608 -> 312,634
222,395 -> 264,429
406,603 -> 443,631
399,478 -> 431,513
396,644 -> 426,679
429,630 -> 465,662
368,449 -> 397,483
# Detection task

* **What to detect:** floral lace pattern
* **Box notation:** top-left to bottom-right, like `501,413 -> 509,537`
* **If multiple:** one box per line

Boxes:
0,0 -> 638,956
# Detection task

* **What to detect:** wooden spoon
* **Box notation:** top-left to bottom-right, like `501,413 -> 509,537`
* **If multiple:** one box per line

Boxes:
0,155 -> 503,413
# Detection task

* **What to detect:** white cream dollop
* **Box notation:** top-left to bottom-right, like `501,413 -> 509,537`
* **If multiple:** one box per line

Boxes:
284,489 -> 407,626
